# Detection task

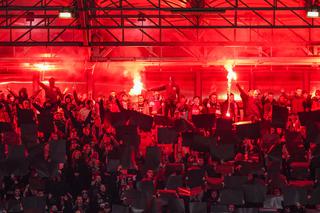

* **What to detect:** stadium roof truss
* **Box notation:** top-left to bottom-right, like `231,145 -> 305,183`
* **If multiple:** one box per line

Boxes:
1,0 -> 320,65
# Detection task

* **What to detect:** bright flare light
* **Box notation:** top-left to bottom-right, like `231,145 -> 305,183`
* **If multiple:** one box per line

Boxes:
122,63 -> 145,96
225,63 -> 237,81
307,10 -> 319,18
129,73 -> 144,96
59,11 -> 72,19
63,87 -> 69,94
224,62 -> 237,117
33,63 -> 55,71
0,81 -> 32,85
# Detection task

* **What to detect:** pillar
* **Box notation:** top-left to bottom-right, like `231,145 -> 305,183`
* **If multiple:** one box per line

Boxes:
303,70 -> 310,92
194,69 -> 202,98
86,68 -> 95,99
32,71 -> 40,93
249,68 -> 254,90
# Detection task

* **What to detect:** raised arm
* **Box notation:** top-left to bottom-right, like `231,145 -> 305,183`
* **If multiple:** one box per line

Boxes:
38,81 -> 50,92
32,102 -> 43,112
59,103 -> 70,120
236,83 -> 249,100
115,98 -> 125,112
3,102 -> 13,121
176,85 -> 180,99
73,90 -> 82,106
30,89 -> 42,101
84,110 -> 92,126
99,99 -> 111,122
56,87 -> 64,100
149,85 -> 167,92
6,88 -> 18,99
69,109 -> 82,130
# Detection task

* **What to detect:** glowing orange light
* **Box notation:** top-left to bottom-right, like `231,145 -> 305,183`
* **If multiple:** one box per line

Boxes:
39,53 -> 52,58
0,81 -> 32,85
121,63 -> 145,96
129,73 -> 144,96
33,63 -> 55,71
218,94 -> 241,101
224,62 -> 237,118
63,87 -> 69,94
225,63 -> 237,81
59,11 -> 72,19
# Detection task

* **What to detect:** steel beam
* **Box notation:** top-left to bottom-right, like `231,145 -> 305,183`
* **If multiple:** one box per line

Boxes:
0,6 -> 310,11
88,56 -> 320,66
0,41 -> 319,47
0,0 -> 318,66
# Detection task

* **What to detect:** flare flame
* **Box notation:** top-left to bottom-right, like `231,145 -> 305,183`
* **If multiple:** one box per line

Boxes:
129,73 -> 144,96
224,62 -> 237,117
123,63 -> 145,96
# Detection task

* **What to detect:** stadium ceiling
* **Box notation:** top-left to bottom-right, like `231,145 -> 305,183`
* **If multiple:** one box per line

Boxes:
1,0 -> 320,65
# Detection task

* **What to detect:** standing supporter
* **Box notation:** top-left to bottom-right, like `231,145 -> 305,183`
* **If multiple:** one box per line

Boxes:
312,89 -> 320,111
148,76 -> 180,117
221,93 -> 240,122
32,100 -> 55,141
302,90 -> 312,112
134,95 -> 148,114
189,96 -> 204,117
263,92 -> 277,121
107,91 -> 120,112
176,95 -> 189,120
38,77 -> 63,104
117,92 -> 132,111
203,92 -> 221,115
148,91 -> 163,115
16,99 -> 35,127
204,92 -> 221,115
236,83 -> 262,121
291,88 -> 304,113
277,93 -> 289,108
0,102 -> 10,123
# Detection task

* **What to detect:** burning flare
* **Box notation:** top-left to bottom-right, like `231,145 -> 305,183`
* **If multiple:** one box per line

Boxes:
224,63 -> 237,117
122,63 -> 145,96
129,73 -> 144,96
225,63 -> 237,82
33,63 -> 55,71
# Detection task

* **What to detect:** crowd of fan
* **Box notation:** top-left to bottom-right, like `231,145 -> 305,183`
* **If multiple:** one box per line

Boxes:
0,77 -> 319,213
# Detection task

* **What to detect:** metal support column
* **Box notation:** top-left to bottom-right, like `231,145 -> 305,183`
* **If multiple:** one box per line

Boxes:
249,67 -> 254,90
32,71 -> 40,93
194,68 -> 202,97
86,67 -> 95,99
303,70 -> 310,92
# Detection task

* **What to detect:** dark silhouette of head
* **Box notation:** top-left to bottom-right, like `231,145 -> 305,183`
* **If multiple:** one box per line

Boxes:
49,77 -> 56,87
